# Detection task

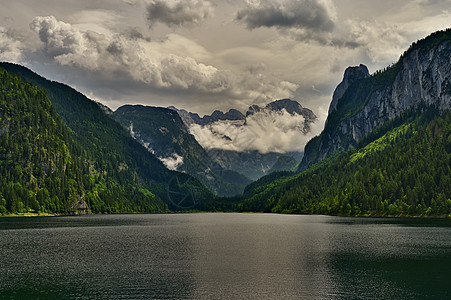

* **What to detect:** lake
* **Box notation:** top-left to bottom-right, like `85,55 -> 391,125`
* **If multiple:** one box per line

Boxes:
0,213 -> 450,299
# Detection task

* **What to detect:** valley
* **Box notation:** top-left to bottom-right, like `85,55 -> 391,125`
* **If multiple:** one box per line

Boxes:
1,29 -> 451,216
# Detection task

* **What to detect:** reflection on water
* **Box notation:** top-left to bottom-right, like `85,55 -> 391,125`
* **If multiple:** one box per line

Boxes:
0,214 -> 450,299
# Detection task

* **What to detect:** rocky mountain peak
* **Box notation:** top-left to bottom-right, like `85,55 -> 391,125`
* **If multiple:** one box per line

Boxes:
245,98 -> 317,122
328,64 -> 370,114
265,98 -> 304,114
246,104 -> 262,116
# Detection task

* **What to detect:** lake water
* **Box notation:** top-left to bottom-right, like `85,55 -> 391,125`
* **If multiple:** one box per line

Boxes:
0,213 -> 450,299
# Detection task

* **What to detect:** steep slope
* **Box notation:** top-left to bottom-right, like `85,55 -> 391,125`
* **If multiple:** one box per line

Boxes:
268,156 -> 298,173
300,29 -> 451,170
0,67 -> 169,214
328,64 -> 370,114
0,63 -> 213,211
207,149 -> 302,180
0,67 -> 84,214
240,109 -> 451,215
114,104 -> 252,196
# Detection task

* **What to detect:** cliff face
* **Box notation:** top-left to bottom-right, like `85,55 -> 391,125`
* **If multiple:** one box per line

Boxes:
300,29 -> 451,170
328,64 -> 369,114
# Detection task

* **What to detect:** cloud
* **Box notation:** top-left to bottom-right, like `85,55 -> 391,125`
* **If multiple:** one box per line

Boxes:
30,16 -> 298,111
0,27 -> 25,63
189,109 -> 323,153
146,0 -> 214,28
236,0 -> 337,46
159,153 -> 184,171
236,0 -> 335,31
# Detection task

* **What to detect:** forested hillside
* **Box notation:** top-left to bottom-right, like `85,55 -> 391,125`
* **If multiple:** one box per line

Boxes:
0,68 -> 85,214
0,64 -> 213,214
238,108 -> 451,216
0,67 -> 172,214
225,29 -> 451,216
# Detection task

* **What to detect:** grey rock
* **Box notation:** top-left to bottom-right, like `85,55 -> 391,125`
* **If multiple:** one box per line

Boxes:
328,64 -> 369,114
300,32 -> 451,170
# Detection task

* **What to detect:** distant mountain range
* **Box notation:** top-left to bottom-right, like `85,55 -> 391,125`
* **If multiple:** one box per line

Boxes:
111,98 -> 315,187
169,98 -> 317,179
170,98 -> 316,130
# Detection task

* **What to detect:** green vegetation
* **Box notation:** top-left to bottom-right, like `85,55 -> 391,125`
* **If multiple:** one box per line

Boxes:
0,63 -> 213,215
0,68 -> 84,214
237,109 -> 451,216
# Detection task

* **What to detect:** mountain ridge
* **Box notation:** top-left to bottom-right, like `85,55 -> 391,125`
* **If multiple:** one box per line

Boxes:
0,62 -> 213,212
299,28 -> 451,170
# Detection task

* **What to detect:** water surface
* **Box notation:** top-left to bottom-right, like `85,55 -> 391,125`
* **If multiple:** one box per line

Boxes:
1,214 -> 450,299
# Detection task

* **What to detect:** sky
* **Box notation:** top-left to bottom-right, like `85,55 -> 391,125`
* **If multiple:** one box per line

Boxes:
1,0 -> 450,121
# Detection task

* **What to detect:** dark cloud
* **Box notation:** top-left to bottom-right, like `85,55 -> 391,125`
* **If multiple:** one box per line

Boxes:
146,0 -> 214,28
418,0 -> 451,5
122,27 -> 151,41
236,0 -> 335,32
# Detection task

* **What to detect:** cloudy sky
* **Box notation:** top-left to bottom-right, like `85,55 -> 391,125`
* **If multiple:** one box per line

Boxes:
1,0 -> 450,120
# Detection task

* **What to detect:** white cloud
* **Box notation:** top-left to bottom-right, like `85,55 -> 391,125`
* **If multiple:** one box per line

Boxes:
159,153 -> 184,170
189,108 -> 323,153
0,27 -> 25,63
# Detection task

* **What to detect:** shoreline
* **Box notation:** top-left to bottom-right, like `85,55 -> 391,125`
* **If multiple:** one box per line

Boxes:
1,211 -> 450,218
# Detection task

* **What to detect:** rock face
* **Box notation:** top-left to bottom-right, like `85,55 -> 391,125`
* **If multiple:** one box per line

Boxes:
300,29 -> 451,170
328,64 -> 370,114
248,99 -> 317,133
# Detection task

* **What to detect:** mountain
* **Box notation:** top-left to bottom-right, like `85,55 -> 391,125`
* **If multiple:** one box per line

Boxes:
0,63 -> 213,213
207,149 -> 302,180
232,29 -> 451,216
0,67 -> 92,214
169,106 -> 245,127
113,104 -> 252,196
267,156 -> 298,174
239,109 -> 451,215
262,99 -> 316,120
328,64 -> 370,114
170,99 -> 315,180
299,28 -> 451,170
